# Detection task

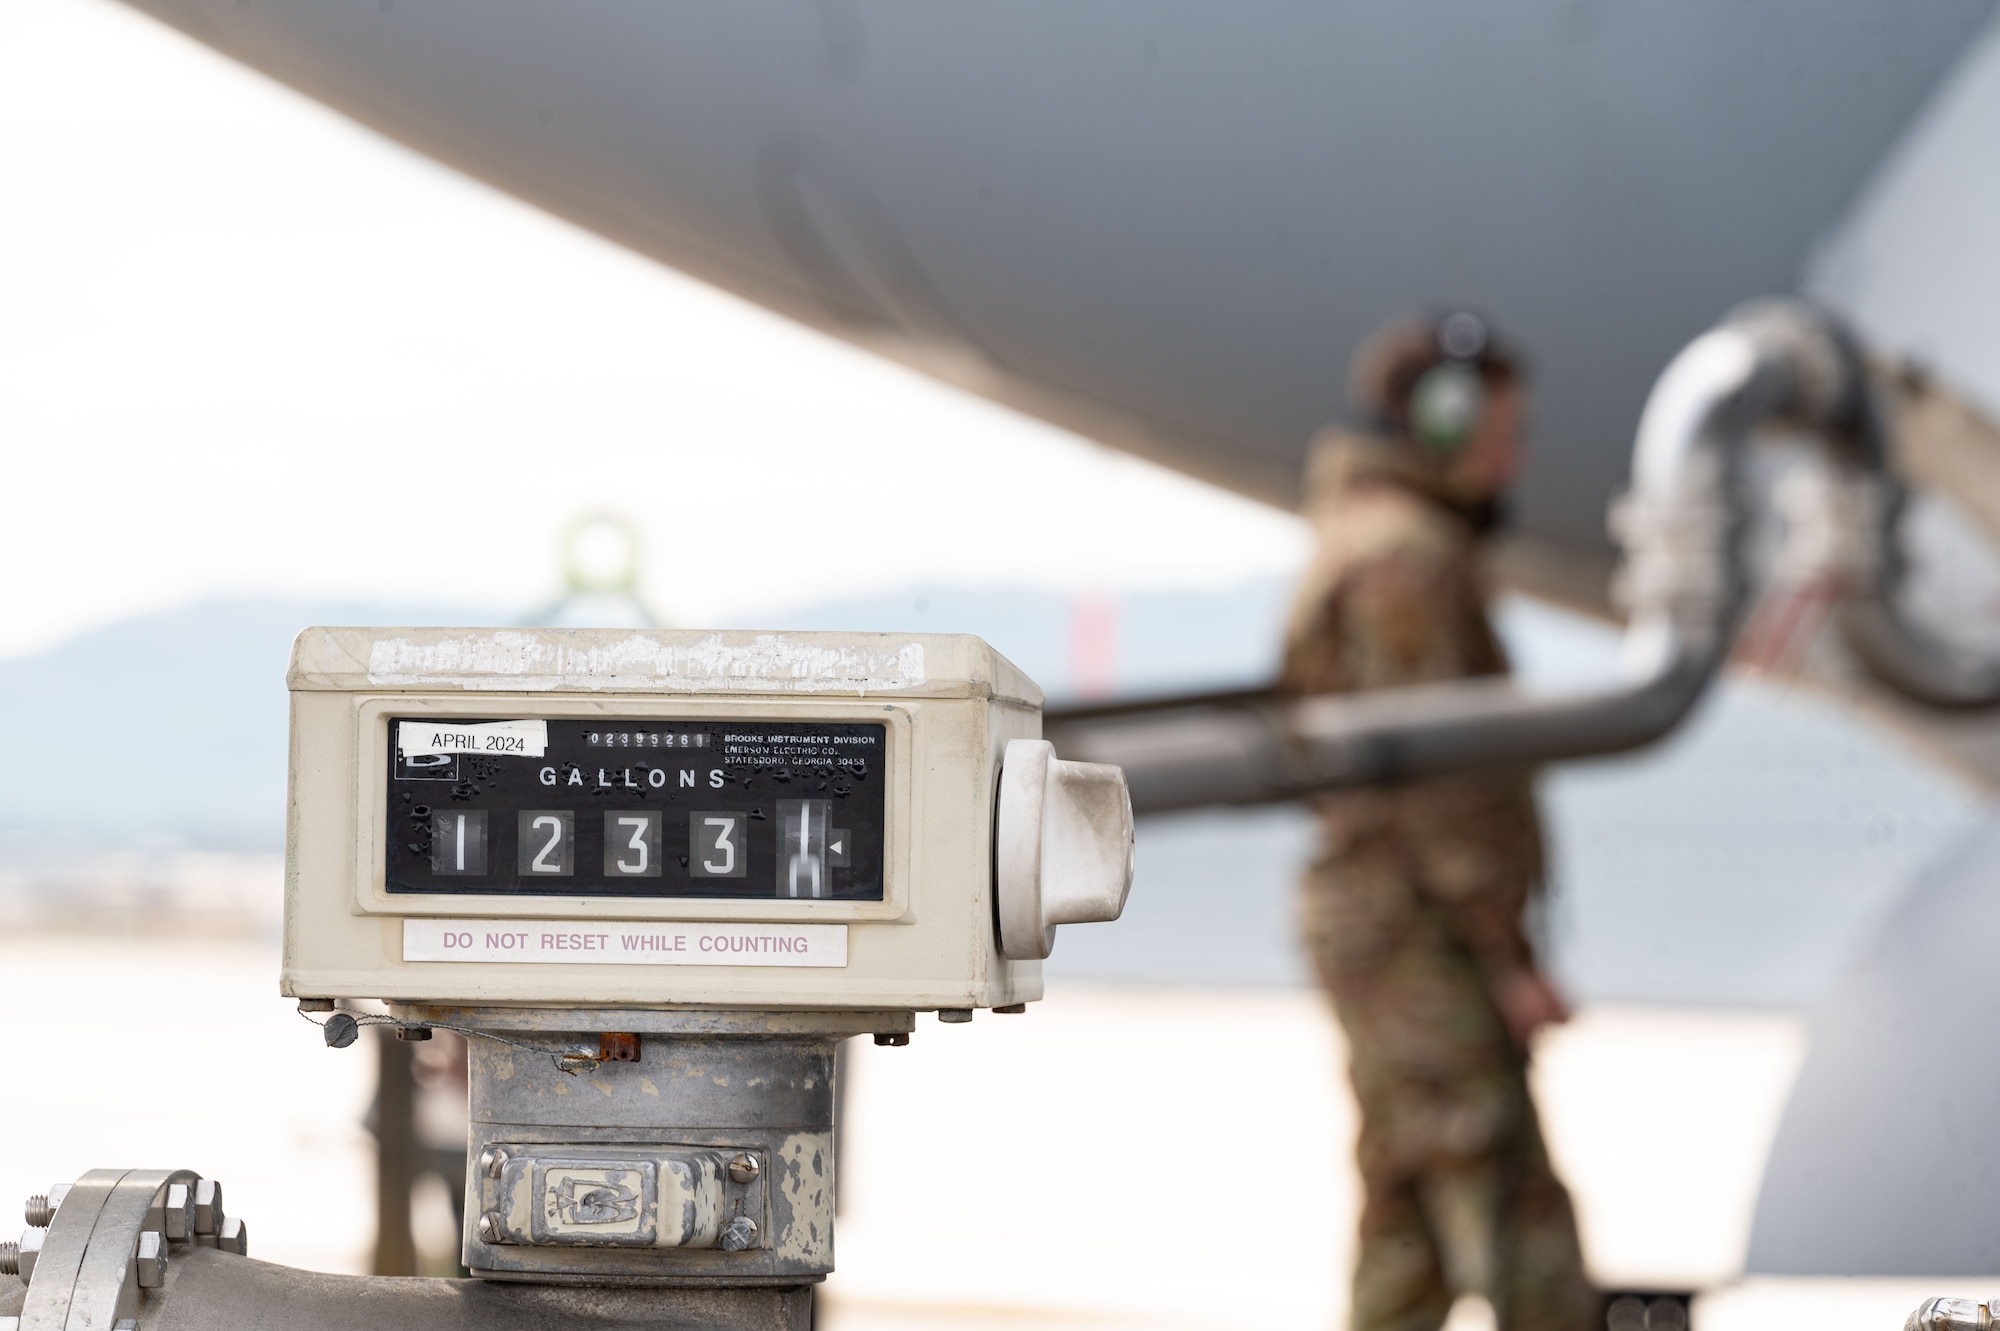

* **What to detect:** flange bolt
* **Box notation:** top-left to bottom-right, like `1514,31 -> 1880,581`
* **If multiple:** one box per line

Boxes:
135,1232 -> 168,1288
163,1184 -> 194,1243
7,1229 -> 42,1283
193,1180 -> 223,1241
23,1196 -> 51,1229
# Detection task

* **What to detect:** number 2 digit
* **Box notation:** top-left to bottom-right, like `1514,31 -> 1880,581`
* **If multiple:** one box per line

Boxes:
531,816 -> 563,872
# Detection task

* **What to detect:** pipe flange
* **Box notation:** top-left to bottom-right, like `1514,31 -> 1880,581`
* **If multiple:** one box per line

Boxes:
17,1170 -> 242,1331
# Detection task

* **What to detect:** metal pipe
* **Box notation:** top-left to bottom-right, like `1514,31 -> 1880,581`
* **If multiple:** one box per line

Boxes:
1904,1296 -> 1997,1331
162,1248 -> 818,1331
1836,478 -> 2000,707
1048,300 -> 1989,816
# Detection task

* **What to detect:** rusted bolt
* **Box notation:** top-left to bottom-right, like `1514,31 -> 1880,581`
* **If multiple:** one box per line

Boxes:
993,1003 -> 1027,1014
478,1146 -> 511,1180
23,1194 -> 52,1228
598,1032 -> 641,1063
872,1032 -> 909,1047
295,999 -> 335,1013
557,1053 -> 600,1074
476,1212 -> 506,1244
937,1009 -> 973,1024
727,1153 -> 760,1185
718,1217 -> 759,1252
395,1025 -> 433,1042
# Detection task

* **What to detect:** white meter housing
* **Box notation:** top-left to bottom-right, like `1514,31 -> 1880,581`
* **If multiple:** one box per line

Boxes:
282,627 -> 1133,1011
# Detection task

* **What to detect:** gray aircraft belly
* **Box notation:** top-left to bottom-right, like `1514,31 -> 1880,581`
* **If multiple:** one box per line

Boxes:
1748,812 -> 2000,1276
116,0 -> 1990,565
1811,10 -> 2000,422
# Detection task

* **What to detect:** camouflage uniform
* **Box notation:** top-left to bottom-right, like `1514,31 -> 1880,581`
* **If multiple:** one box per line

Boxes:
1283,428 -> 1594,1331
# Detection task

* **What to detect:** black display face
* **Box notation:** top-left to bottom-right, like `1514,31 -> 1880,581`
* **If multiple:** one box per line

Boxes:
385,718 -> 886,901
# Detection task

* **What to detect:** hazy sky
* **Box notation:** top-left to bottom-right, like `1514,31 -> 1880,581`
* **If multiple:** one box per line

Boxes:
0,0 -> 1310,658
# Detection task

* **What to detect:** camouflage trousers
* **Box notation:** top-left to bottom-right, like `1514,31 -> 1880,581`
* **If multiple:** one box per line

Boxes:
1301,860 -> 1596,1331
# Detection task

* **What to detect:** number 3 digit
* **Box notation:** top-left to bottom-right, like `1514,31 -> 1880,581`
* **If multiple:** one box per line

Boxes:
704,818 -> 735,875
616,816 -> 649,875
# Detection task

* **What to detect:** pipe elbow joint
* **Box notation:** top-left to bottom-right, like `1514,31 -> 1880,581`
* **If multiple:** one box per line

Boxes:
1719,297 -> 1876,443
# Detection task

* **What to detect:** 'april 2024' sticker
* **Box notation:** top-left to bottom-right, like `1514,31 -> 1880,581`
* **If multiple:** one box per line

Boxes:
399,720 -> 548,759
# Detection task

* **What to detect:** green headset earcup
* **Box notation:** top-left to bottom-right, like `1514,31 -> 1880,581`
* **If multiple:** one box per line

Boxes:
1409,361 -> 1486,454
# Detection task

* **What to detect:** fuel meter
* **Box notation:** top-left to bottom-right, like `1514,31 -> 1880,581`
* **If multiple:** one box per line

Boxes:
284,626 -> 1134,1012
264,626 -> 1133,1289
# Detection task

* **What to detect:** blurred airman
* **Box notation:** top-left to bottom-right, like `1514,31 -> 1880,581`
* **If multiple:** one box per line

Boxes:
1284,313 -> 1595,1331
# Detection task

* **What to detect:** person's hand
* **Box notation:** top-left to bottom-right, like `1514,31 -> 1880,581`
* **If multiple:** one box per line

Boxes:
1494,968 -> 1570,1047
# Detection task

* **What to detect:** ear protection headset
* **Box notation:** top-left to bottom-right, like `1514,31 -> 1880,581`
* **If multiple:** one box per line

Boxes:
1407,311 -> 1492,457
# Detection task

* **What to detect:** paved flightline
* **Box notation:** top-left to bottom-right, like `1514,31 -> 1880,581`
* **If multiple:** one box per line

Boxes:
1,933 -> 1958,1331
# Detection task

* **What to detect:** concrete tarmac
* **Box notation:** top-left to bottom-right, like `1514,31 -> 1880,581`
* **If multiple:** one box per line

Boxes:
0,933 -> 1975,1331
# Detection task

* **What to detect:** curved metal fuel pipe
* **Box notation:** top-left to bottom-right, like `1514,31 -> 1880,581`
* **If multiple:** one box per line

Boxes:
1045,300 -> 2000,816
